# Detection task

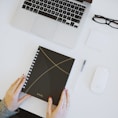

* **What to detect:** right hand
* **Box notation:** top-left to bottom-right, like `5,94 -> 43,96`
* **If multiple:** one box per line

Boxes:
46,89 -> 69,118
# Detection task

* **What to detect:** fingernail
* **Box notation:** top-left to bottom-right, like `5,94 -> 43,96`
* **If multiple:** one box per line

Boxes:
22,74 -> 26,79
48,96 -> 52,99
64,88 -> 67,92
48,96 -> 52,100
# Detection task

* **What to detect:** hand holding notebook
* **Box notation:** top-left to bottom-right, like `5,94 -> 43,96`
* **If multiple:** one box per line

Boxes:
46,89 -> 69,118
22,46 -> 74,105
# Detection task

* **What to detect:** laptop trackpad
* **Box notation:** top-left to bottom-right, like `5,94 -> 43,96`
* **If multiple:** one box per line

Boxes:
31,16 -> 58,39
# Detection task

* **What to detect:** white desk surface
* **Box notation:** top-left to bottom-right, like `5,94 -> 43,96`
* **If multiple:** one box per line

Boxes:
0,0 -> 118,118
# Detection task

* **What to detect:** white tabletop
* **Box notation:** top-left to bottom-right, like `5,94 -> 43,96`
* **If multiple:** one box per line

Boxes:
0,0 -> 118,118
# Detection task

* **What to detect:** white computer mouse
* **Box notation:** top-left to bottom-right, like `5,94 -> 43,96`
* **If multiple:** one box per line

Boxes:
90,66 -> 109,94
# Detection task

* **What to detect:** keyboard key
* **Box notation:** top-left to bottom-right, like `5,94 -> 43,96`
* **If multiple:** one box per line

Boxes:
70,22 -> 74,26
75,15 -> 81,19
62,19 -> 66,23
38,10 -> 57,20
22,5 -> 26,8
24,1 -> 32,6
72,18 -> 80,23
57,17 -> 62,22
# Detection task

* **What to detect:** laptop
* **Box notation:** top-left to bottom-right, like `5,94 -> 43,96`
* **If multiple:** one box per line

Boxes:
10,108 -> 41,118
0,99 -> 41,118
11,0 -> 92,48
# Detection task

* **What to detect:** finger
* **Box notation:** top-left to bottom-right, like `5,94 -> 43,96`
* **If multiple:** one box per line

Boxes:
7,77 -> 23,94
11,77 -> 21,86
18,94 -> 31,106
14,76 -> 26,95
47,97 -> 52,117
57,89 -> 66,109
8,77 -> 21,92
65,89 -> 70,108
13,76 -> 24,91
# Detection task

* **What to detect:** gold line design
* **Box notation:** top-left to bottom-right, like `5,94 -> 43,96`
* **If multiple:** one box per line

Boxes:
25,49 -> 73,93
40,47 -> 69,74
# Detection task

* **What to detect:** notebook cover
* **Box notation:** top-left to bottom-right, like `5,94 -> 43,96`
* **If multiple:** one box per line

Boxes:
22,46 -> 74,105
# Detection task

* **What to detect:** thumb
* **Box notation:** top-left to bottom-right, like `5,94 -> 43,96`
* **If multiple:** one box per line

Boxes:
47,97 -> 52,117
18,94 -> 31,105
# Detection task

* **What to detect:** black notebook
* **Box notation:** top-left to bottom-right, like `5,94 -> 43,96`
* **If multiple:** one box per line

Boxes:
22,46 -> 74,105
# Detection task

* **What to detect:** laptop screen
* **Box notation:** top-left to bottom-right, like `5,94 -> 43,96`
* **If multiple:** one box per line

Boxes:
85,0 -> 93,3
76,0 -> 93,3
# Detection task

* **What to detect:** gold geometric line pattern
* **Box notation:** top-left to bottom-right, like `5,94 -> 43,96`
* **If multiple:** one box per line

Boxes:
40,47 -> 69,75
25,57 -> 72,93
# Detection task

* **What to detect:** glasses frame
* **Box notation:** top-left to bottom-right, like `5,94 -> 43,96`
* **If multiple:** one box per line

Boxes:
92,15 -> 118,29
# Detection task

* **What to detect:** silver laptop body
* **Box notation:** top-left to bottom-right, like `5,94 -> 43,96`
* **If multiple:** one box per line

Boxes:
11,0 -> 92,48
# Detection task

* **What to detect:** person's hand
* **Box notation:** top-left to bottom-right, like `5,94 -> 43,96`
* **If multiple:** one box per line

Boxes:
46,89 -> 69,118
3,75 -> 30,111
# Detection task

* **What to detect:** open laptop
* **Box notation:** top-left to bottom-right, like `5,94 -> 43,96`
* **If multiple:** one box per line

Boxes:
11,0 -> 92,48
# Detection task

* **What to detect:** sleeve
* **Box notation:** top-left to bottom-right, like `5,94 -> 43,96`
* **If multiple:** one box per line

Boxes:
0,100 -> 18,118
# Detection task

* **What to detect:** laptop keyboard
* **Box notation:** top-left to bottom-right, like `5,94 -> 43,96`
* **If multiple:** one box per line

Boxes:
22,0 -> 86,28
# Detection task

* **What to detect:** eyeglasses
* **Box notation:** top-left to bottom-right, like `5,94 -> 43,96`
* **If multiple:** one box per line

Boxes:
92,15 -> 118,29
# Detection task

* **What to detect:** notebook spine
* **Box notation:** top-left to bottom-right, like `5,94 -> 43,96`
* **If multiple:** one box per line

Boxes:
23,48 -> 40,89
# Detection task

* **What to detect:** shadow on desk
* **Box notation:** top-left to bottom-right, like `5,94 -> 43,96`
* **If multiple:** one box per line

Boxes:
10,108 -> 42,118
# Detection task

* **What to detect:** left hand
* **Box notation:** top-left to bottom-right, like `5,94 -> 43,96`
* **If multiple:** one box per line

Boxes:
4,75 -> 30,111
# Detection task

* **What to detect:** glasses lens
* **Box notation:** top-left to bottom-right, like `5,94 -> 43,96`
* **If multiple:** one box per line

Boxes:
94,17 -> 106,24
110,21 -> 118,29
